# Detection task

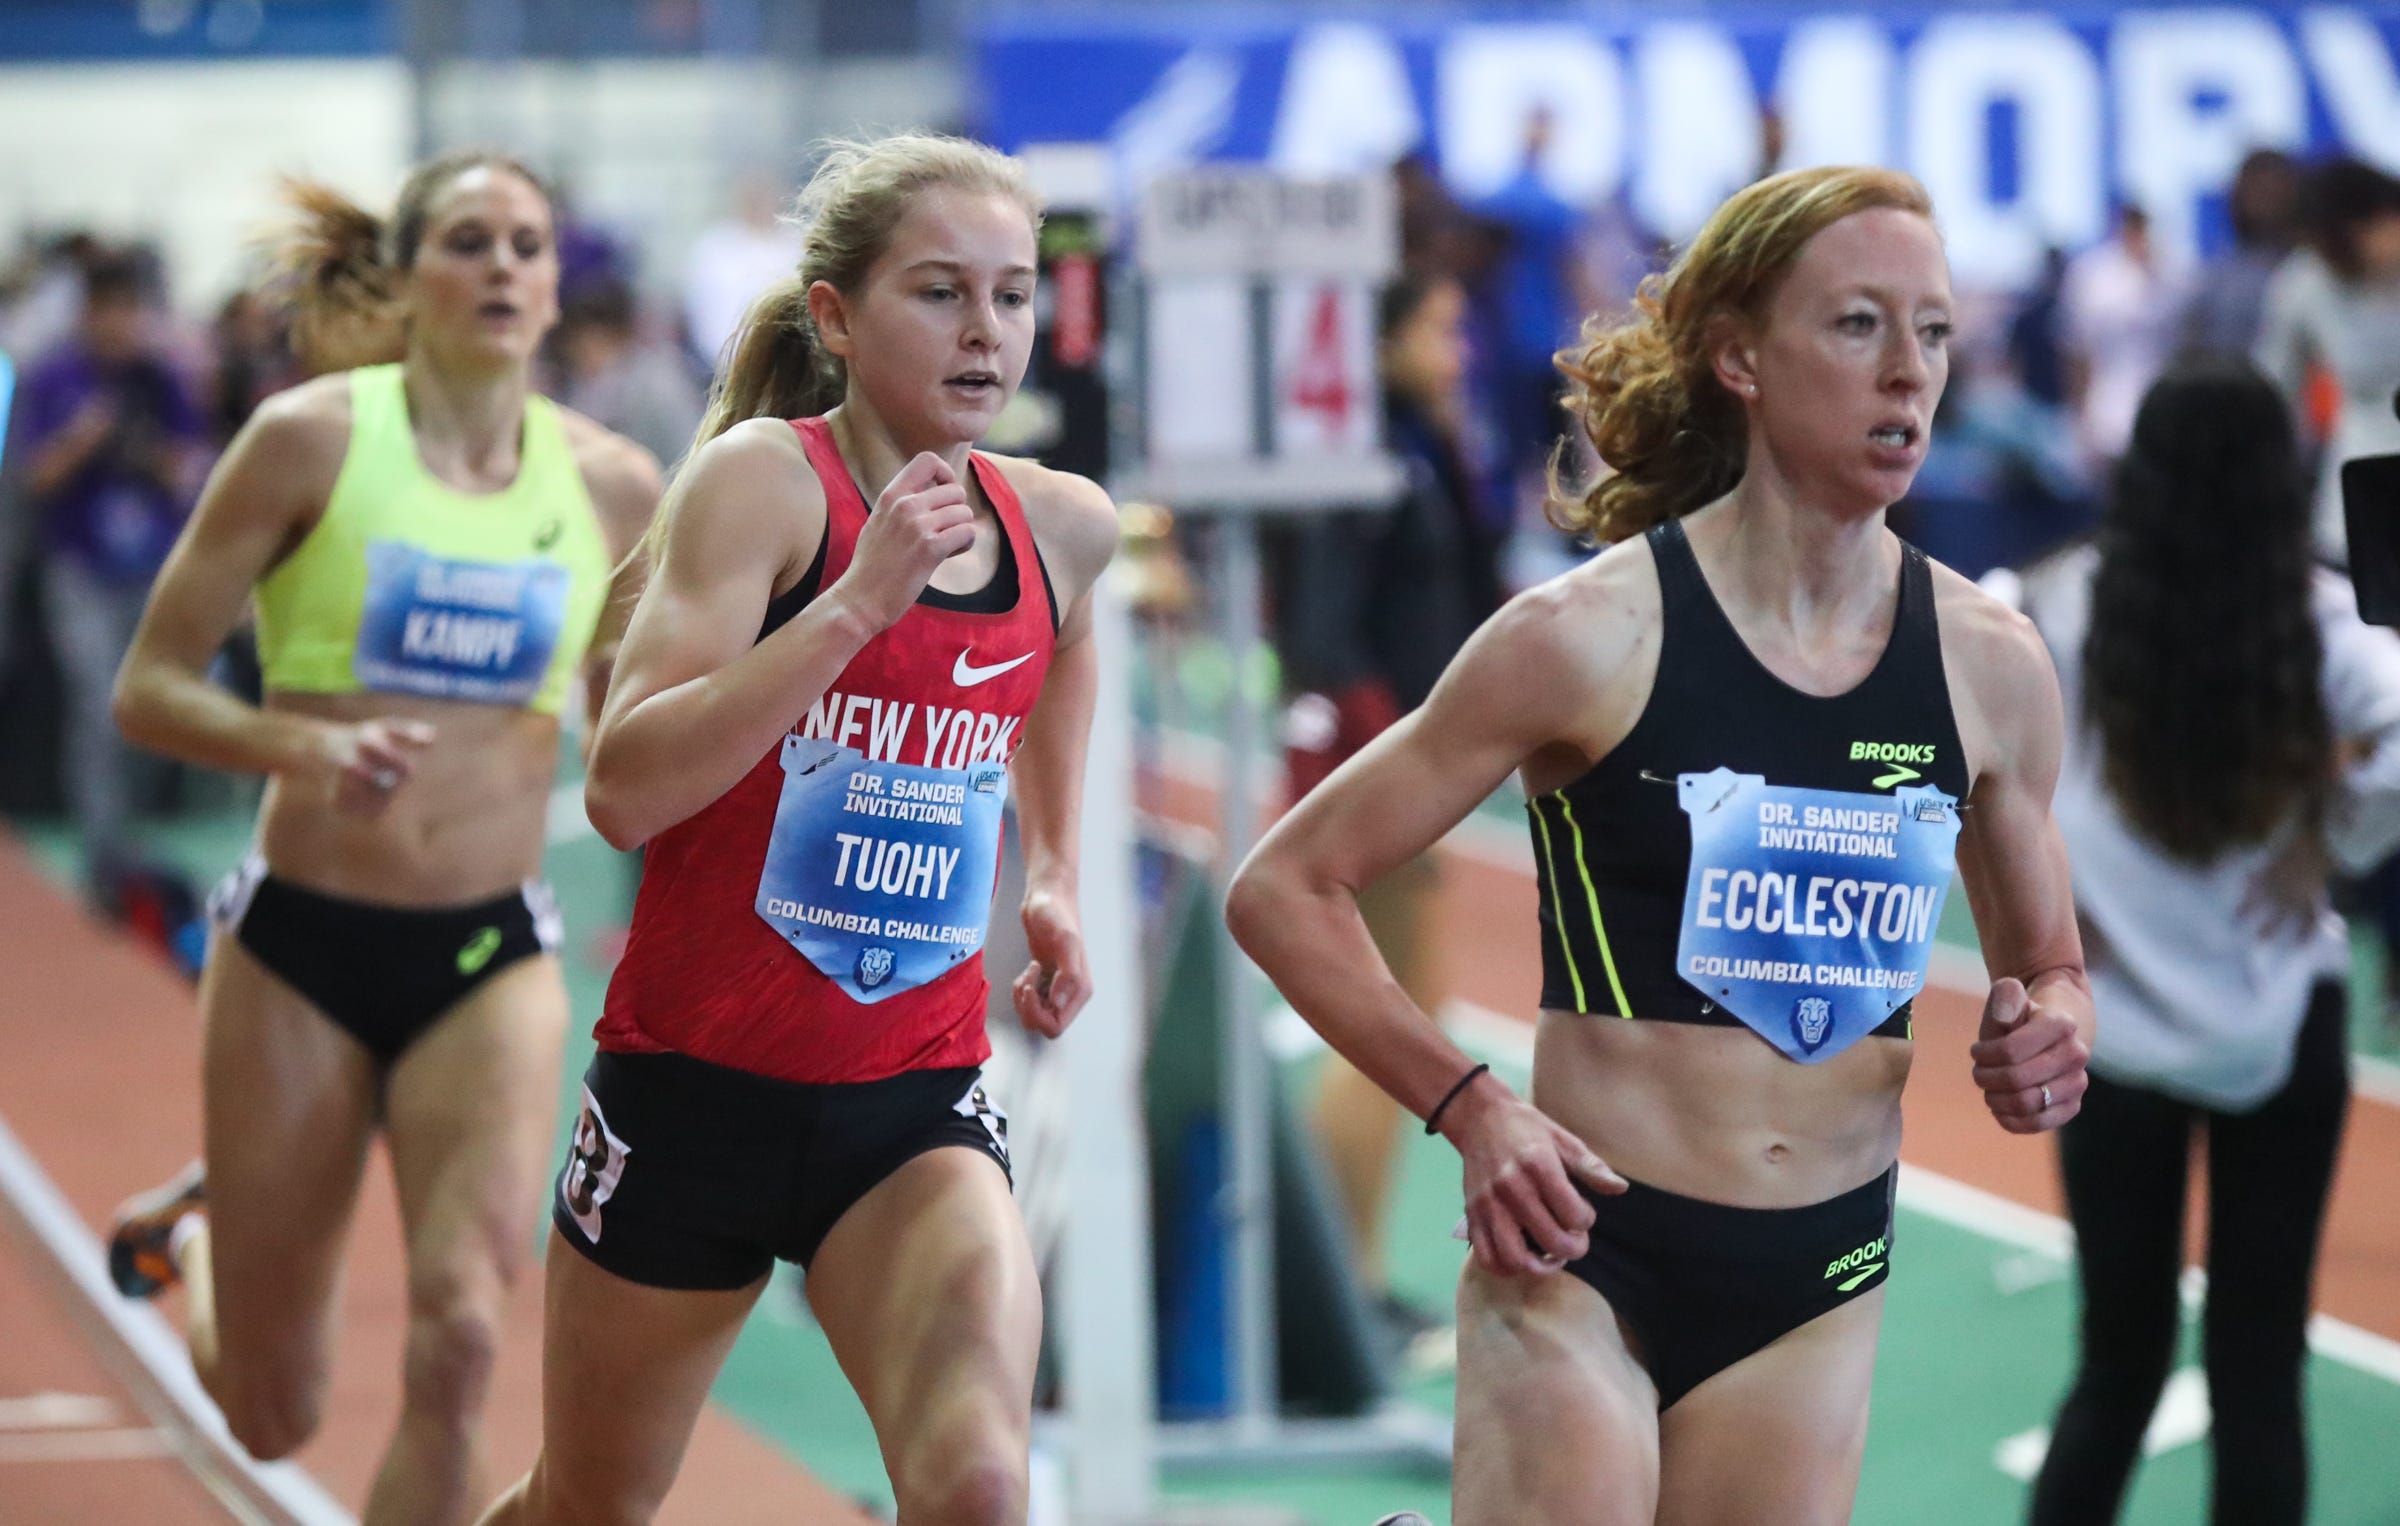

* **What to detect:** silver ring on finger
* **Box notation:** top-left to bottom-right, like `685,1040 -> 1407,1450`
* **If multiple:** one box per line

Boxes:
2039,1083 -> 2054,1110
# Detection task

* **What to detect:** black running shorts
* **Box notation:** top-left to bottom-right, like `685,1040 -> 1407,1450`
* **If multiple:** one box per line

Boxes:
1563,1166 -> 1896,1409
551,1049 -> 1012,1291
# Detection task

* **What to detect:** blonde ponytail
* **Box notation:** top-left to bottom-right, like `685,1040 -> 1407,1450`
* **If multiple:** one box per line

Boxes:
270,177 -> 405,374
688,275 -> 841,451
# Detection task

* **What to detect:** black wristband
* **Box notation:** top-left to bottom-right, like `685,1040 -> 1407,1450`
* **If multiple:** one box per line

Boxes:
1424,1062 -> 1491,1136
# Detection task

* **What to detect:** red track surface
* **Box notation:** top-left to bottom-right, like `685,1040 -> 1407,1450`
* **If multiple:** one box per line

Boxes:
0,835 -> 876,1525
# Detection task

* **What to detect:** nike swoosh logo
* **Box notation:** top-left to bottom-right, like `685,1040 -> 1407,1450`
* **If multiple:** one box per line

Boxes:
1872,764 -> 1922,789
954,649 -> 1034,688
1836,1263 -> 1884,1292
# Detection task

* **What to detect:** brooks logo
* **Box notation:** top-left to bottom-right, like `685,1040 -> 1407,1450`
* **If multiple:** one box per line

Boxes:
1825,1234 -> 1889,1291
1850,741 -> 1934,789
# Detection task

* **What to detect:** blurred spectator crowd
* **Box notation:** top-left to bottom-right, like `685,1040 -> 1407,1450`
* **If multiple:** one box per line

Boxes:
4,139 -> 2397,906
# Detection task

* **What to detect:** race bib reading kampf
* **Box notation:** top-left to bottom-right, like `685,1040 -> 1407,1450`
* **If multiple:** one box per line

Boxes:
355,542 -> 568,705
755,734 -> 1008,1003
1676,767 -> 1961,1064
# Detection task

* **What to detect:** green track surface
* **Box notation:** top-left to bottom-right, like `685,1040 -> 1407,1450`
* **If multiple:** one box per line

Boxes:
20,800 -> 2400,1524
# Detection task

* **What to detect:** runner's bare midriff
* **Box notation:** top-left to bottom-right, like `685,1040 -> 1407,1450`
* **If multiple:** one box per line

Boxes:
255,690 -> 562,905
1532,1007 -> 1912,1207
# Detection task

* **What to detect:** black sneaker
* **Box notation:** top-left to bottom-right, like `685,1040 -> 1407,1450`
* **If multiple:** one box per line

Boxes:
107,1161 -> 205,1299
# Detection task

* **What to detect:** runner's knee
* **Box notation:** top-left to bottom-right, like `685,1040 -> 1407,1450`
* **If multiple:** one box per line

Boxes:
401,1269 -> 501,1425
894,1444 -> 1026,1526
220,1372 -> 325,1462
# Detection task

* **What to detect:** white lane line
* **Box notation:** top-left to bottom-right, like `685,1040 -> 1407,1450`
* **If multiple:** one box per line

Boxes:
0,1391 -> 119,1430
1440,998 -> 2400,1390
1992,1367 -> 2212,1482
0,1426 -> 178,1464
0,1113 -> 354,1524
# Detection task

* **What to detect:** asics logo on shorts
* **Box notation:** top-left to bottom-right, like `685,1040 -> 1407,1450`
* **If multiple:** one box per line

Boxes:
1824,1234 -> 1888,1291
560,1086 -> 631,1242
456,925 -> 503,976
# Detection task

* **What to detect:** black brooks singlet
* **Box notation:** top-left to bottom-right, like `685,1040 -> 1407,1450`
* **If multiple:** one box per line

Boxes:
1529,517 -> 1969,1056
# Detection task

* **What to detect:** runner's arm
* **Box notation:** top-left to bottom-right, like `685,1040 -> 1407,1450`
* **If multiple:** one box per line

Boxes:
1949,594 -> 2094,1133
1004,471 -> 1120,1035
585,426 -> 973,849
562,416 -> 666,752
111,384 -> 349,778
1229,584 -> 1631,1275
583,420 -> 833,849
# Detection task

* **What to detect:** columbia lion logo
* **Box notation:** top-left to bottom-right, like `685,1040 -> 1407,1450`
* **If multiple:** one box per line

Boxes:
856,944 -> 896,990
1792,996 -> 1834,1053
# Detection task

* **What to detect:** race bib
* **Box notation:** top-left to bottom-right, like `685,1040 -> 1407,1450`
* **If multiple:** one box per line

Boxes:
755,734 -> 1008,1003
1676,767 -> 1960,1064
354,541 -> 568,705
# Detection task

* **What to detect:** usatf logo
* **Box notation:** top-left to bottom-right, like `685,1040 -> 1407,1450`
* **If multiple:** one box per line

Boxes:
1792,996 -> 1834,1053
1850,740 -> 1936,788
856,945 -> 896,990
1825,1235 -> 1889,1291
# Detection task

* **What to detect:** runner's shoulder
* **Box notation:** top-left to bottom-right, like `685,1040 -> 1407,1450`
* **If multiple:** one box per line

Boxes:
978,452 -> 1119,591
1928,555 -> 2058,715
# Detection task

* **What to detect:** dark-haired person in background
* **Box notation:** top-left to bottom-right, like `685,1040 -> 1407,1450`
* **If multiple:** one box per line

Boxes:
552,278 -> 704,475
2181,149 -> 2303,360
12,248 -> 209,892
1276,270 -> 1504,1341
2007,357 -> 2400,1526
2256,156 -> 2400,565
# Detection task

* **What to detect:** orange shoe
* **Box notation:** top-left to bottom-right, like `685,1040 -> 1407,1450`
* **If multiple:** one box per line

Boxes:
107,1161 -> 205,1299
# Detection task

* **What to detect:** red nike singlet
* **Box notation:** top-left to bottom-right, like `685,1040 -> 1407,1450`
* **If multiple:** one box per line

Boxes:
594,416 -> 1058,1083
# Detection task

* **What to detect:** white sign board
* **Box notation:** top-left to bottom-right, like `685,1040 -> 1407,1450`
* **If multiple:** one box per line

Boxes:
1137,168 -> 1399,278
1131,169 -> 1402,509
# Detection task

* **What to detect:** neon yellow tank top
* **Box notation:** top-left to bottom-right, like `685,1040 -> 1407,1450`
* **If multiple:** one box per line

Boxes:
254,364 -> 612,717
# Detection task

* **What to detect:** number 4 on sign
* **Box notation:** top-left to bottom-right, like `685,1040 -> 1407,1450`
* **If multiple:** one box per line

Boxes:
1275,281 -> 1371,452
1288,286 -> 1351,429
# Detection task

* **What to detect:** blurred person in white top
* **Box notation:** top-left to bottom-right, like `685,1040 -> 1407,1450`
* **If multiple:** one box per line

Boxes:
1999,355 -> 2400,1526
2061,204 -> 2188,477
681,170 -> 803,370
2255,156 -> 2400,565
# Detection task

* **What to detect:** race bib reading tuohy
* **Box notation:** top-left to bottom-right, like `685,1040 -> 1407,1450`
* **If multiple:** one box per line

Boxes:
1675,766 -> 1960,1064
755,734 -> 1008,1003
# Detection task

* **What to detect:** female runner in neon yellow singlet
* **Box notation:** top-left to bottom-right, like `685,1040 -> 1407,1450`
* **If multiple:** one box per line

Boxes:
107,152 -> 661,1526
